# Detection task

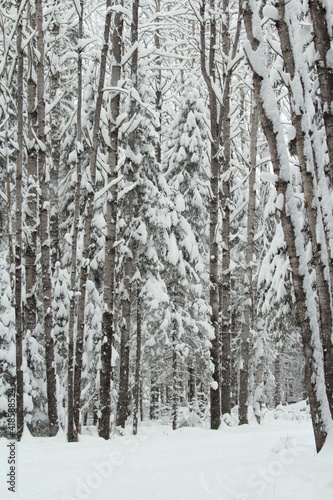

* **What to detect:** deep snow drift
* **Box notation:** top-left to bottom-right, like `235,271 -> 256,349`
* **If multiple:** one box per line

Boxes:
1,406 -> 332,500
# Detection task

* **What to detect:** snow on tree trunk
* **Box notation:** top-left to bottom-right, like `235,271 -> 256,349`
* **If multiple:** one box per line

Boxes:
116,0 -> 140,430
243,0 -> 330,452
132,291 -> 142,435
99,2 -> 123,440
25,4 -> 38,366
274,0 -> 333,420
239,103 -> 258,425
200,0 -> 221,430
73,0 -> 113,435
36,0 -> 59,437
15,2 -> 24,440
308,0 -> 333,184
67,0 -> 84,443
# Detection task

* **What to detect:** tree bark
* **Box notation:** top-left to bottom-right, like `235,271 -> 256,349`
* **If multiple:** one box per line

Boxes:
25,3 -> 38,351
275,1 -> 333,419
239,103 -> 258,425
48,18 -> 61,272
73,0 -> 113,434
220,0 -> 232,416
243,0 -> 329,452
116,0 -> 139,429
172,325 -> 178,431
15,0 -> 24,440
132,291 -> 142,435
99,2 -> 123,439
308,0 -> 333,184
67,0 -> 83,443
200,0 -> 221,430
36,0 -> 59,436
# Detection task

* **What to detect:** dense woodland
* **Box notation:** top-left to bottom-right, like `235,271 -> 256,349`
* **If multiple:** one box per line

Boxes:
0,0 -> 332,453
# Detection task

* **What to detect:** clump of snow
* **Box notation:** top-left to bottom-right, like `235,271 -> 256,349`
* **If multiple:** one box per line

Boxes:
262,4 -> 279,21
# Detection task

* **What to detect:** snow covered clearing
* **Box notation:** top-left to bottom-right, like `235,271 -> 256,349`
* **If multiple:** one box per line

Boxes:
1,406 -> 332,500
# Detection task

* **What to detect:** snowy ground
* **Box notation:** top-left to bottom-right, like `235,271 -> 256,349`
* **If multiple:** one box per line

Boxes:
1,407 -> 333,500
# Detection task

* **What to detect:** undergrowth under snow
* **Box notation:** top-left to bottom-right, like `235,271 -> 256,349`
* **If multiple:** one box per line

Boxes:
1,404 -> 332,500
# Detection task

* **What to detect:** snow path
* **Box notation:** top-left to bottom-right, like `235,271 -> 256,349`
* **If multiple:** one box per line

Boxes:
1,418 -> 332,500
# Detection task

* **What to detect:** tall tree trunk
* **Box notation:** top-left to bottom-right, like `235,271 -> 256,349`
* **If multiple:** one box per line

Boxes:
274,352 -> 282,406
154,0 -> 162,165
308,0 -> 333,184
49,17 -> 61,272
200,0 -> 221,430
172,326 -> 178,431
73,0 -> 113,434
67,0 -> 83,443
150,383 -> 159,420
220,0 -> 231,416
243,0 -> 330,452
188,364 -> 196,404
132,291 -> 142,435
239,103 -> 258,425
116,0 -> 139,429
36,0 -> 59,436
15,1 -> 24,440
99,2 -> 123,440
275,1 -> 333,419
25,3 -> 38,359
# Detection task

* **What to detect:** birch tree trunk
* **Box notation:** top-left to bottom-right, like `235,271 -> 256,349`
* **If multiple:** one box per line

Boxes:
243,0 -> 330,452
98,3 -> 123,440
15,1 -> 24,440
67,0 -> 83,443
219,0 -> 241,416
239,103 -> 258,425
274,0 -> 333,419
171,321 -> 180,431
73,0 -> 112,434
25,3 -> 38,358
116,0 -> 139,429
132,291 -> 142,435
308,0 -> 333,183
49,17 -> 60,272
220,0 -> 231,417
36,0 -> 59,436
154,0 -> 162,165
200,0 -> 221,430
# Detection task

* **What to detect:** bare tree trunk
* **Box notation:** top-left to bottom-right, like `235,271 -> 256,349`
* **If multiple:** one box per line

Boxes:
220,0 -> 231,415
275,2 -> 333,419
243,0 -> 329,452
308,0 -> 333,183
49,18 -> 60,272
274,352 -> 282,407
200,0 -> 221,430
116,0 -> 139,429
67,0 -> 83,443
239,103 -> 258,425
25,3 -> 38,356
36,0 -> 59,436
172,326 -> 178,431
150,383 -> 159,420
188,364 -> 196,404
132,291 -> 142,435
73,0 -> 112,434
99,3 -> 123,440
154,0 -> 162,165
15,1 -> 24,440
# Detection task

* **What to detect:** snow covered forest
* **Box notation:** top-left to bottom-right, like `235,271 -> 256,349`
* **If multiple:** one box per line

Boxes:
0,0 -> 333,458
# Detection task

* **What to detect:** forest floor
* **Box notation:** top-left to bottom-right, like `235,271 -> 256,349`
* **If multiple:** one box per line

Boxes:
1,404 -> 333,500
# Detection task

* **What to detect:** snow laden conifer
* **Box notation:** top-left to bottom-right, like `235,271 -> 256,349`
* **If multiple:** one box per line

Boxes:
162,83 -> 213,427
125,72 -> 171,429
